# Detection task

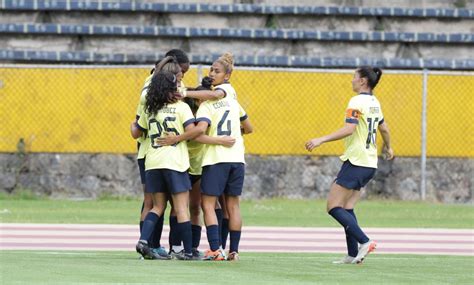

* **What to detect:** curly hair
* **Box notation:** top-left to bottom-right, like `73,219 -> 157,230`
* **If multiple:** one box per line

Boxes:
145,71 -> 178,116
184,76 -> 213,114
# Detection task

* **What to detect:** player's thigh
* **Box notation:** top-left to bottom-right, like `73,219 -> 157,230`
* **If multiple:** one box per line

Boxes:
327,182 -> 354,212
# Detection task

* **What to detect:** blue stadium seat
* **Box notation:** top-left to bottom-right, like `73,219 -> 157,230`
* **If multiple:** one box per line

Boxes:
1,49 -> 473,70
1,23 -> 472,44
0,1 -> 472,19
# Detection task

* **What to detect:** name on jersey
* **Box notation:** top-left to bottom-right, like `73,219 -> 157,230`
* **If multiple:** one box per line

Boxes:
212,101 -> 230,109
369,107 -> 380,114
159,107 -> 177,114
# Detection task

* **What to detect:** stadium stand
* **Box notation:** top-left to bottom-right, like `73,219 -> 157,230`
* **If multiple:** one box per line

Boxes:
0,1 -> 473,69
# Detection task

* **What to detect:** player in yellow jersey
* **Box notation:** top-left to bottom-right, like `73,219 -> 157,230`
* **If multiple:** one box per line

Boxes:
132,70 -> 207,260
305,66 -> 393,265
173,53 -> 252,261
183,76 -> 237,258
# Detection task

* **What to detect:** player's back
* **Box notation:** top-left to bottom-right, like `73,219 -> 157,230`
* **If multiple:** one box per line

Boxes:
196,95 -> 246,167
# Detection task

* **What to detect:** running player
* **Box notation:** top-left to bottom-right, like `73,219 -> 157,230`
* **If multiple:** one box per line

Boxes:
305,66 -> 394,264
132,70 -> 205,260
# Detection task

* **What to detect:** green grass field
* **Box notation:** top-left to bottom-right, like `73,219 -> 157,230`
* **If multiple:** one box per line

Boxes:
1,251 -> 472,284
1,198 -> 473,284
1,198 -> 473,228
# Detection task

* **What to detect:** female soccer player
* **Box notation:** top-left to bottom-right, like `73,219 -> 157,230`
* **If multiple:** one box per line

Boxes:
132,70 -> 204,260
163,53 -> 253,261
135,55 -> 185,259
183,76 -> 236,258
305,66 -> 393,264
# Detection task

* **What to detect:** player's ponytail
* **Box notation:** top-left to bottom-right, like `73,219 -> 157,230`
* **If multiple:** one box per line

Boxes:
357,66 -> 383,90
215,52 -> 234,75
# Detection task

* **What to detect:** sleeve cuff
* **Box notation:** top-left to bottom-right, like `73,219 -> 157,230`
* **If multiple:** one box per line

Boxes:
240,114 -> 248,121
136,122 -> 146,132
183,118 -> 196,128
196,117 -> 211,126
214,87 -> 227,98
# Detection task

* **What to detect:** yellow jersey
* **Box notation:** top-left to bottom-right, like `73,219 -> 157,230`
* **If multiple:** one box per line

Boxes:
340,93 -> 384,168
135,75 -> 153,159
214,82 -> 237,100
187,140 -> 205,175
137,101 -> 195,172
196,96 -> 248,166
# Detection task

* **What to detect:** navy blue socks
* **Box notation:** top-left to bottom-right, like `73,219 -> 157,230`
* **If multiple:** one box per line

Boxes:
328,207 -> 369,244
229,230 -> 241,253
221,218 -> 230,249
191,224 -> 202,249
345,209 -> 359,257
215,209 -> 223,245
176,221 -> 192,255
140,212 -> 159,242
150,214 -> 164,248
206,224 -> 220,251
169,215 -> 180,249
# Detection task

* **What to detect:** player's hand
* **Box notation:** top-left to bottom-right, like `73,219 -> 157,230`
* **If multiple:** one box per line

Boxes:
155,133 -> 179,146
382,145 -> 394,160
219,136 -> 236,147
305,138 -> 324,152
173,91 -> 184,99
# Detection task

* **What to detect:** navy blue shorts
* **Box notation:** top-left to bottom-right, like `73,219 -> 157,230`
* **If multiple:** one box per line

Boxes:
137,158 -> 146,185
145,169 -> 191,194
335,160 -> 376,191
189,174 -> 201,186
201,163 -> 245,197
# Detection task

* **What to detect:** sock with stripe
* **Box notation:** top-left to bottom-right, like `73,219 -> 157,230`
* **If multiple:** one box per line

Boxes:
328,207 -> 369,244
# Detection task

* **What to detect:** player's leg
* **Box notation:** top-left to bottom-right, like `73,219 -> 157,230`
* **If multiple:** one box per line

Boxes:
137,195 -> 169,260
224,163 -> 245,261
171,191 -> 193,260
189,175 -> 203,258
200,164 -> 229,261
164,169 -> 193,260
218,194 -> 229,249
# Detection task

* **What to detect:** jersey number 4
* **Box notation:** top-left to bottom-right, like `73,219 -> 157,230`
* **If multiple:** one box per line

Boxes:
366,117 -> 379,149
149,117 -> 180,148
217,110 -> 232,136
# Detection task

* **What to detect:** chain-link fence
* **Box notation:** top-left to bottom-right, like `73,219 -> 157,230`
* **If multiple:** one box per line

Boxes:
1,65 -> 473,199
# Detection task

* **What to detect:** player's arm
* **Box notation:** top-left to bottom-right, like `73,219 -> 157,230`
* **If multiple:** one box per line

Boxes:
378,120 -> 394,160
130,121 -> 144,139
155,120 -> 206,146
305,123 -> 357,151
239,104 -> 253,134
240,118 -> 253,135
194,134 -> 236,147
182,89 -> 226,101
305,108 -> 360,152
